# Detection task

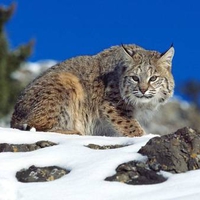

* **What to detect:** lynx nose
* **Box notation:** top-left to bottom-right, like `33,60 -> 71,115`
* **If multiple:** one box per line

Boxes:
139,87 -> 148,94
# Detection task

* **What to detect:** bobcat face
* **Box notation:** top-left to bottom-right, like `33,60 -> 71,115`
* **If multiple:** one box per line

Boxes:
119,46 -> 175,106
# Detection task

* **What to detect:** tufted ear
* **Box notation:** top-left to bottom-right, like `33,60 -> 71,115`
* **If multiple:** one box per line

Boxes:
121,44 -> 136,59
158,45 -> 175,71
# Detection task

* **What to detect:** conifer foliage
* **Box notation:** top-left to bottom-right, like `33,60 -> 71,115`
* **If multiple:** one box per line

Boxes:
0,3 -> 33,118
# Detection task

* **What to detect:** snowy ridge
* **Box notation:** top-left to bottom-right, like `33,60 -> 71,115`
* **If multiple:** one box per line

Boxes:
1,128 -> 200,200
11,60 -> 57,83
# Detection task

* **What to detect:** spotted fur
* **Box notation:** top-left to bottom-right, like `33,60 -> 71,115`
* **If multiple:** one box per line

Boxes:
11,44 -> 175,137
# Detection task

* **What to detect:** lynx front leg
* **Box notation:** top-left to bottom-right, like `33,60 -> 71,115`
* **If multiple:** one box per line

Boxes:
111,115 -> 144,137
102,102 -> 145,137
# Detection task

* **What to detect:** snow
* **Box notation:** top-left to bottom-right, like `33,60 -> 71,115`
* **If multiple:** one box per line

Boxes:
22,60 -> 57,75
0,127 -> 200,200
11,60 -> 57,82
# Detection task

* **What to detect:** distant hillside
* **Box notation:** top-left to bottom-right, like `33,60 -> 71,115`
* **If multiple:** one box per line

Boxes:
143,97 -> 200,135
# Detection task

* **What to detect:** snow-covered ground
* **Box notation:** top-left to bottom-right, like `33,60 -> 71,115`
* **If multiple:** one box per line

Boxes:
1,128 -> 200,200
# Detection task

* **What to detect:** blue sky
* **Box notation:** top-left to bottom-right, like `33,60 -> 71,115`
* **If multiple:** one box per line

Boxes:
2,0 -> 200,95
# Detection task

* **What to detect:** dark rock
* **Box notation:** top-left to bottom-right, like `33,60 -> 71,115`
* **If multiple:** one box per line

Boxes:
16,165 -> 70,182
105,127 -> 200,185
138,127 -> 200,173
0,140 -> 57,152
86,144 -> 128,150
105,161 -> 166,185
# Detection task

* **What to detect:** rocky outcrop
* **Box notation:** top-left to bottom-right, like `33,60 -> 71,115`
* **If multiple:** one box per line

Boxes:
0,140 -> 70,183
138,127 -> 200,173
86,144 -> 128,150
16,165 -> 69,182
105,161 -> 166,185
0,140 -> 57,152
106,127 -> 200,185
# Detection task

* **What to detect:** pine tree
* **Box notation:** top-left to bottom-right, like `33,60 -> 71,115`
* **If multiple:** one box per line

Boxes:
0,3 -> 33,118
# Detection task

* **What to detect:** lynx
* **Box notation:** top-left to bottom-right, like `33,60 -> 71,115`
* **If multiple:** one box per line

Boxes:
11,44 -> 175,137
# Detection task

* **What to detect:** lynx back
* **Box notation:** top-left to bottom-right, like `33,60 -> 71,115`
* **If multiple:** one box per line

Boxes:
11,44 -> 175,137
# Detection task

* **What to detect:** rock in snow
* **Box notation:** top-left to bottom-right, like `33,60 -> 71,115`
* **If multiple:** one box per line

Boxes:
106,127 -> 200,185
0,140 -> 57,152
139,127 -> 200,173
16,165 -> 69,183
105,160 -> 167,185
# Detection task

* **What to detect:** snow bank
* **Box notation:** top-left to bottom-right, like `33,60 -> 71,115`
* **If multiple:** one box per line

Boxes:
0,128 -> 200,200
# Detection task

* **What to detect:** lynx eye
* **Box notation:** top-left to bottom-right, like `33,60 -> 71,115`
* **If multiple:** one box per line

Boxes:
149,76 -> 157,82
131,76 -> 139,82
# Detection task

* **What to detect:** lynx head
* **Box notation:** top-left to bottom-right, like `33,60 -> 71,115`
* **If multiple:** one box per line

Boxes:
118,44 -> 175,106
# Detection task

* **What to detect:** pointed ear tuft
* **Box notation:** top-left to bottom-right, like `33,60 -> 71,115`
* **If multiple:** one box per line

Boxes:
158,46 -> 175,71
121,44 -> 135,58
